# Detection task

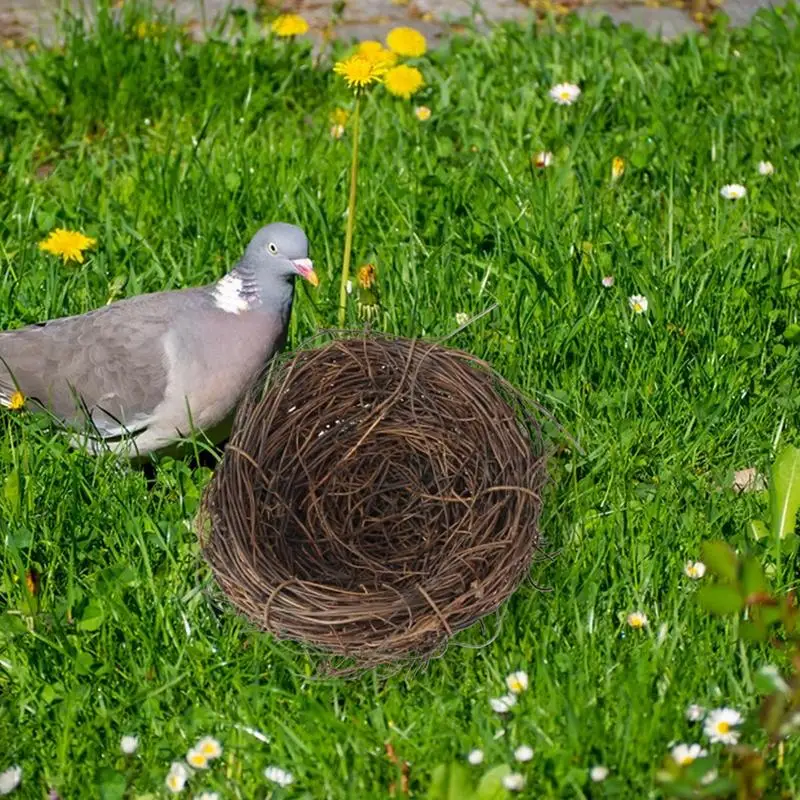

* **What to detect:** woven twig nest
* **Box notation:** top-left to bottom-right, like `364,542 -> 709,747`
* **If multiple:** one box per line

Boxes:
198,335 -> 547,670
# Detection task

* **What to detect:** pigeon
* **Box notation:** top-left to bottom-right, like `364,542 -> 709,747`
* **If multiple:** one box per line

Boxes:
0,222 -> 318,457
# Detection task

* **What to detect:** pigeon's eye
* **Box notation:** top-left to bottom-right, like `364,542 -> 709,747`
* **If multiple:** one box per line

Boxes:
267,242 -> 278,255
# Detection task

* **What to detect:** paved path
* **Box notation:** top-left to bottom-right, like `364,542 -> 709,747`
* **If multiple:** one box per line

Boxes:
0,0 -> 784,52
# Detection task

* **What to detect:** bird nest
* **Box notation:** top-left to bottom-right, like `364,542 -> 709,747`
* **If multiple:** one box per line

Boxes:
197,335 -> 547,671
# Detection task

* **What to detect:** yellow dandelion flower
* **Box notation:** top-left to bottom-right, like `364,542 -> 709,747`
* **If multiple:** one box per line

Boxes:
384,65 -> 424,99
414,105 -> 431,121
357,263 -> 377,289
333,54 -> 386,90
386,26 -> 426,57
612,156 -> 625,180
358,40 -> 397,68
271,13 -> 309,37
8,391 -> 25,411
38,229 -> 97,263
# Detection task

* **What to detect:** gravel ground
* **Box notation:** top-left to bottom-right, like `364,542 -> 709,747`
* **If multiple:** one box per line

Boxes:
0,0 -> 782,51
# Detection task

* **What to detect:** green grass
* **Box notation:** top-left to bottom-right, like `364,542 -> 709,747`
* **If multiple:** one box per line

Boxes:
2,2 -> 800,797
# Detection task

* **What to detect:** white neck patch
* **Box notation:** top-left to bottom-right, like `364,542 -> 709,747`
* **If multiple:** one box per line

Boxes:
213,274 -> 254,314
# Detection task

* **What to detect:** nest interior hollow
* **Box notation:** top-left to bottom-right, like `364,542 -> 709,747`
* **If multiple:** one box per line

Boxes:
198,335 -> 547,670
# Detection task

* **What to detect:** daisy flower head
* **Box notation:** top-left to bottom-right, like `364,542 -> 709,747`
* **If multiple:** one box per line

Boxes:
612,156 -> 625,180
602,275 -> 615,288
165,762 -> 189,794
514,745 -> 534,762
627,610 -> 648,629
684,561 -> 706,579
264,766 -> 294,787
758,160 -> 774,176
194,794 -> 220,800
533,151 -> 553,169
503,773 -> 525,792
186,749 -> 209,770
505,671 -> 529,694
271,13 -> 309,37
414,105 -> 431,121
549,82 -> 581,105
384,65 -> 424,99
671,743 -> 708,766
467,749 -> 484,765
686,704 -> 706,722
704,707 -> 743,745
720,184 -> 746,200
386,26 -> 427,57
628,294 -> 648,314
333,54 -> 387,90
195,737 -> 222,760
590,765 -> 609,782
120,735 -> 139,755
489,693 -> 517,713
39,228 -> 97,264
358,40 -> 397,68
0,766 -> 22,795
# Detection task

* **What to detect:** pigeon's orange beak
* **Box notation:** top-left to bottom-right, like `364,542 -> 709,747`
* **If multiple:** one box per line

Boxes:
292,258 -> 319,288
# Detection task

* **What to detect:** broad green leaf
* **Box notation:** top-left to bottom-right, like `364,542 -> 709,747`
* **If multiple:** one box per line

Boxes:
78,601 -> 106,632
769,445 -> 800,539
739,620 -> 767,643
426,765 -> 449,800
784,323 -> 800,344
700,541 -> 739,581
698,584 -> 744,615
475,765 -> 511,800
741,557 -> 769,596
446,764 -> 474,800
749,519 -> 768,542
97,767 -> 126,800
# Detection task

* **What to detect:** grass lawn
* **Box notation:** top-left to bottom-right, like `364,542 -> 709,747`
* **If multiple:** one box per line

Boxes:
2,2 -> 800,797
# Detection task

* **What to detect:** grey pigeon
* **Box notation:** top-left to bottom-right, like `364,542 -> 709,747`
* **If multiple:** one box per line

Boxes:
0,222 -> 317,457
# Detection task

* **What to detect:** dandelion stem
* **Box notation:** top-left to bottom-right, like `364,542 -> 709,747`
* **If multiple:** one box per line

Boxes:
339,93 -> 361,328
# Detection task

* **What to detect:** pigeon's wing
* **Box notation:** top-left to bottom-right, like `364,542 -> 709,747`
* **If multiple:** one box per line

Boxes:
0,290 -> 203,439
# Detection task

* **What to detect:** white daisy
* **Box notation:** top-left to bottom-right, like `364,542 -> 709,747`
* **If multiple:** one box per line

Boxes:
684,561 -> 706,579
720,184 -> 746,200
0,766 -> 22,795
704,707 -> 743,745
166,762 -> 190,794
758,161 -> 774,176
505,671 -> 529,694
489,693 -> 517,713
194,737 -> 222,760
467,749 -> 484,765
534,151 -> 554,168
590,765 -> 609,782
671,743 -> 708,766
686,704 -> 706,722
627,611 -> 648,629
120,735 -> 139,755
194,794 -> 220,800
549,82 -> 581,105
628,295 -> 648,314
264,766 -> 294,788
455,312 -> 469,326
601,275 -> 614,288
186,749 -> 209,770
503,773 -> 525,791
514,745 -> 534,762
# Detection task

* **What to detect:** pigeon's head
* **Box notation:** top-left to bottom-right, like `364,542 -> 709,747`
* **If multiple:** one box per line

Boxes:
245,223 -> 318,288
